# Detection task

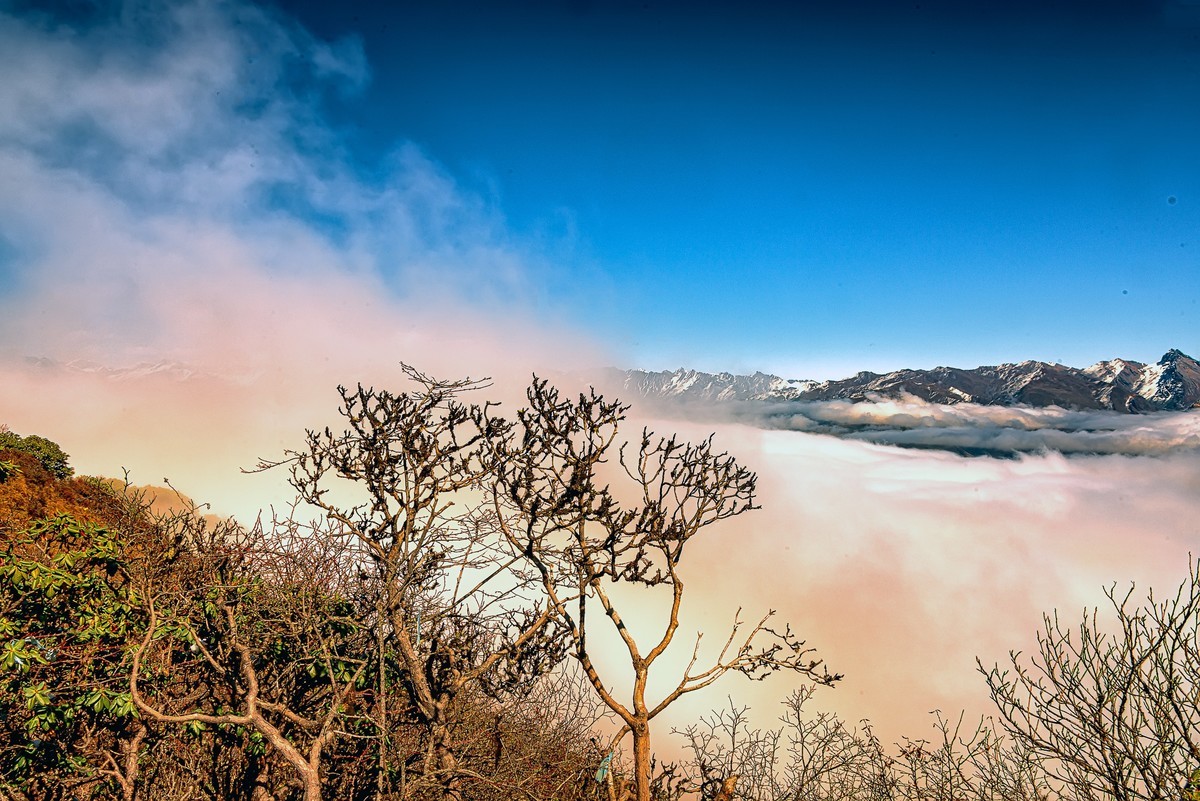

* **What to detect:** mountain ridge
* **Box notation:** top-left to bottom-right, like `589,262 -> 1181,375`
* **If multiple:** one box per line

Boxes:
18,351 -> 1200,414
613,349 -> 1200,413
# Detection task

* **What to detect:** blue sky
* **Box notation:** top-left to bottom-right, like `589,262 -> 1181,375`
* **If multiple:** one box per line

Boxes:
279,0 -> 1200,376
2,0 -> 1198,379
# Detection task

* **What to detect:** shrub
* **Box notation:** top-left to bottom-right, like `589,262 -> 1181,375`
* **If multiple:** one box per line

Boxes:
0,431 -> 73,480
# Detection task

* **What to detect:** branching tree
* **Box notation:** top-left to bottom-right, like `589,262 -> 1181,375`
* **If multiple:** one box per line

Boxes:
487,379 -> 841,801
677,700 -> 783,801
1,414 -> 617,800
981,561 -> 1200,801
678,692 -> 1049,801
892,712 -> 1000,801
676,688 -> 893,801
778,688 -> 893,801
256,367 -> 568,800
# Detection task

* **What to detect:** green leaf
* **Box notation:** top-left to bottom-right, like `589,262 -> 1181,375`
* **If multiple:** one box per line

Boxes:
22,681 -> 51,708
110,693 -> 135,718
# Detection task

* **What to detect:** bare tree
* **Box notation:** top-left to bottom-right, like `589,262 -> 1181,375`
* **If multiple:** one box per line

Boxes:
677,688 -> 892,801
256,367 -> 567,800
677,700 -> 781,801
440,662 -> 617,801
3,385 -> 629,801
488,379 -> 840,801
892,712 -> 1009,801
981,561 -> 1200,801
969,725 -> 1050,801
678,689 -> 1050,801
779,688 -> 893,801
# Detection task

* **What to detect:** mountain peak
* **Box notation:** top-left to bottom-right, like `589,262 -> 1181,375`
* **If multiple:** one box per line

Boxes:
1159,348 -> 1194,364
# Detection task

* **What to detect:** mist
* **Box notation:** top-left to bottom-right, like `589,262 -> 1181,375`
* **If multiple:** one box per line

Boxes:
662,394 -> 1200,458
590,391 -> 1200,742
630,416 -> 1200,746
0,0 -> 603,512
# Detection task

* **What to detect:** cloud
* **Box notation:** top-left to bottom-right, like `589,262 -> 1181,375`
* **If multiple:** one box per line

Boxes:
628,416 -> 1200,749
603,396 -> 1200,745
713,394 -> 1200,457
0,0 -> 606,514
0,0 -> 591,372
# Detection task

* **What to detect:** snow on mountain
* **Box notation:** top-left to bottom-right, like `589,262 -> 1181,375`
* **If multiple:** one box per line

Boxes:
618,350 -> 1200,413
1136,349 -> 1200,409
21,350 -> 1200,414
613,368 -> 816,403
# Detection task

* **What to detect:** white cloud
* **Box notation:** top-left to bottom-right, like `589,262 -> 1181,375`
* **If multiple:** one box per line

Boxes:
736,395 -> 1200,457
635,416 -> 1200,748
0,0 -> 586,372
0,0 -> 603,522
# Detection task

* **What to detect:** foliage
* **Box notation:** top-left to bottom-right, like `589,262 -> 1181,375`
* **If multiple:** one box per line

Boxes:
0,459 -> 19,482
0,426 -> 609,800
128,509 -> 378,801
7,372 -> 1200,801
0,512 -> 145,798
0,430 -> 74,480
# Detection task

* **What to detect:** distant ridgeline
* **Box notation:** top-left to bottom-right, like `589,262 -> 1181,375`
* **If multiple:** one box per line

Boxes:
614,349 -> 1200,413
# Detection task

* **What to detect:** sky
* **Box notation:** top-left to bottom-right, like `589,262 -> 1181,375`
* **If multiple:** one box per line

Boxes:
4,0 -> 1198,378
2,0 -> 1200,756
258,0 -> 1200,376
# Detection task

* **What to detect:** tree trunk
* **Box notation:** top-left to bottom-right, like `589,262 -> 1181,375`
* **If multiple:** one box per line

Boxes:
301,769 -> 322,801
375,599 -> 390,801
119,724 -> 147,801
250,713 -> 322,801
432,722 -> 463,801
631,723 -> 652,801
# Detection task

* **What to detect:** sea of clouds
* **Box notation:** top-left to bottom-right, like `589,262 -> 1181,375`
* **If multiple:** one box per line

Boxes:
723,395 -> 1200,457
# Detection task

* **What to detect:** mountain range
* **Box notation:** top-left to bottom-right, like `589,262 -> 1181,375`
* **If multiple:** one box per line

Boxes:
20,349 -> 1200,415
614,349 -> 1200,413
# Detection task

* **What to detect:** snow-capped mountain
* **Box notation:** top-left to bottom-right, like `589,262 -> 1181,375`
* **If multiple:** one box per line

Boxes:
615,368 -> 816,402
616,350 -> 1200,412
22,349 -> 1200,414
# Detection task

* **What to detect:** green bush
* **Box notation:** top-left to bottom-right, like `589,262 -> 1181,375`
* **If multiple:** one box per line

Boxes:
0,432 -> 72,480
